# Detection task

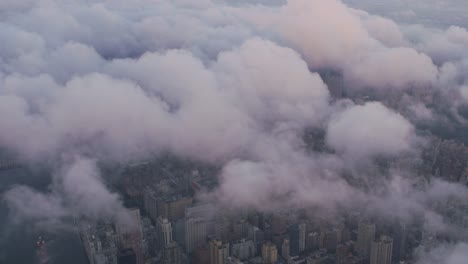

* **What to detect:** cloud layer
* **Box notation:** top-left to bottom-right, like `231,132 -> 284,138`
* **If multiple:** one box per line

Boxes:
0,3 -> 467,260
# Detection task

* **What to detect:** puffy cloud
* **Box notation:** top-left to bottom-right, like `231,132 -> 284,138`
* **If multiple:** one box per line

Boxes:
215,38 -> 330,125
364,16 -> 405,47
0,1 -> 466,252
345,47 -> 438,89
4,157 -> 126,226
414,242 -> 468,264
326,102 -> 415,159
274,0 -> 371,69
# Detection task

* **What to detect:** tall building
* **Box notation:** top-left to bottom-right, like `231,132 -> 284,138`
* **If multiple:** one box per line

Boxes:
356,220 -> 375,259
281,238 -> 290,260
79,221 -> 118,264
161,242 -> 184,264
215,217 -> 230,242
184,203 -> 215,253
185,217 -> 210,253
298,223 -> 306,253
392,223 -> 408,262
231,218 -> 249,241
306,232 -> 320,251
142,217 -> 158,257
248,226 -> 265,253
262,242 -> 278,264
117,248 -> 137,264
271,215 -> 288,248
143,188 -> 159,223
288,223 -> 306,256
157,217 -> 173,248
209,239 -> 230,264
335,241 -> 354,264
370,235 -> 393,264
157,195 -> 193,221
231,239 -> 256,261
116,209 -> 144,264
323,228 -> 339,253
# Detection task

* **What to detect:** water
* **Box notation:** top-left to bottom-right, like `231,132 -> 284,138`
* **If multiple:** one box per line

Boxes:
0,168 -> 88,264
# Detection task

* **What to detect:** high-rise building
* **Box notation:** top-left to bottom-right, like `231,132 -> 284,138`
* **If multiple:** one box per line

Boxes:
185,217 -> 210,253
288,223 -> 306,256
215,217 -> 230,242
370,235 -> 393,264
184,203 -> 215,253
262,242 -> 278,264
248,226 -> 265,254
281,238 -> 290,260
161,242 -> 184,264
335,241 -> 354,264
298,223 -> 306,253
173,219 -> 186,248
143,188 -> 159,223
157,217 -> 173,248
356,220 -> 375,259
306,232 -> 320,251
142,217 -> 158,257
231,218 -> 249,241
271,215 -> 288,246
209,239 -> 230,264
323,228 -> 339,253
192,246 -> 210,264
116,209 -> 144,264
157,195 -> 193,221
117,248 -> 137,264
231,239 -> 256,261
392,223 -> 408,262
288,225 -> 300,256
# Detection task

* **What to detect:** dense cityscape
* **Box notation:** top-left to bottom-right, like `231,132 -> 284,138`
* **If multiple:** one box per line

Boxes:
73,134 -> 468,264
0,1 -> 467,264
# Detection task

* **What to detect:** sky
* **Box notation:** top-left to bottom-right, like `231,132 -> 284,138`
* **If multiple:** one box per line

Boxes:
0,0 -> 467,263
345,0 -> 468,28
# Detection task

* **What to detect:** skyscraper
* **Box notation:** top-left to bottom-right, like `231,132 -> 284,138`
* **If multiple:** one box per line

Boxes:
161,242 -> 184,264
306,232 -> 320,251
288,224 -> 300,256
209,239 -> 230,264
356,220 -> 375,259
157,217 -> 173,248
184,203 -> 215,253
185,217 -> 210,253
335,241 -> 354,264
116,209 -> 144,264
281,238 -> 290,260
231,239 -> 256,261
298,223 -> 306,253
370,235 -> 393,264
117,248 -> 137,264
262,242 -> 278,264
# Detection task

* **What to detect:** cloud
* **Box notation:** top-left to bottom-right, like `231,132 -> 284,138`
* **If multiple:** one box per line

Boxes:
345,47 -> 438,89
4,157 -> 126,226
274,0 -> 371,69
414,242 -> 468,264
326,102 -> 415,159
0,1 -> 466,252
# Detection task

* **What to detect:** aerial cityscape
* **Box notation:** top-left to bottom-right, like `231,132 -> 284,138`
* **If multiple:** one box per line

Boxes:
0,1 -> 467,264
